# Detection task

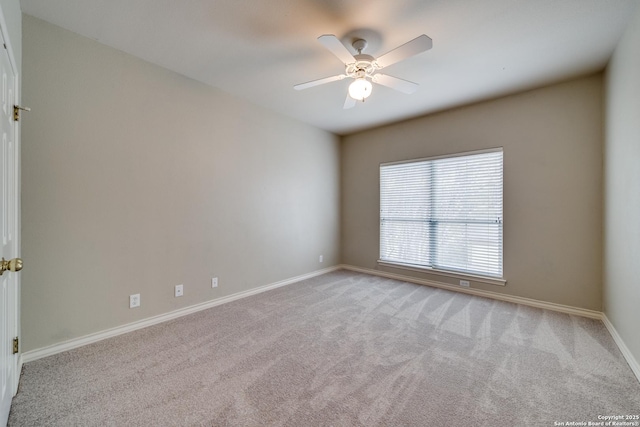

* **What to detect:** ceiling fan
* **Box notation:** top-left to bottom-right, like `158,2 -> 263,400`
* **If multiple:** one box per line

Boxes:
294,34 -> 433,109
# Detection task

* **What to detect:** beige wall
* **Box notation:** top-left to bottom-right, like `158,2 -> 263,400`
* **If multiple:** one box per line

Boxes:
21,16 -> 340,352
604,5 -> 640,366
341,75 -> 603,310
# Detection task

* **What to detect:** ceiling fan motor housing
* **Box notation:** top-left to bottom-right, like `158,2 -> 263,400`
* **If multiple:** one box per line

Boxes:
345,54 -> 379,80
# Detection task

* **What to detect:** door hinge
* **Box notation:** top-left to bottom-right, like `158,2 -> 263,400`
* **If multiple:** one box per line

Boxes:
12,337 -> 18,354
13,105 -> 31,122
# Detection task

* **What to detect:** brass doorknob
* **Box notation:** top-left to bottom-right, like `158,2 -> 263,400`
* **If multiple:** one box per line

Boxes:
0,257 -> 22,275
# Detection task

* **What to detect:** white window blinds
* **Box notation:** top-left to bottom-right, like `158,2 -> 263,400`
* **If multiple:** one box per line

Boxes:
380,149 -> 503,278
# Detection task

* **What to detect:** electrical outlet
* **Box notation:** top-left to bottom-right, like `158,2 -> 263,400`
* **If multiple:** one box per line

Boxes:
459,280 -> 470,287
175,284 -> 184,297
211,277 -> 218,288
129,294 -> 140,308
319,255 -> 323,263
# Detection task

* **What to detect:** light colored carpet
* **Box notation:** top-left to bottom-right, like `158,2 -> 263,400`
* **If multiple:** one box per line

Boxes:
9,270 -> 640,426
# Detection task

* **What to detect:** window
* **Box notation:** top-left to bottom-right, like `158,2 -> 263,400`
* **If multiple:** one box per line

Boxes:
380,149 -> 503,278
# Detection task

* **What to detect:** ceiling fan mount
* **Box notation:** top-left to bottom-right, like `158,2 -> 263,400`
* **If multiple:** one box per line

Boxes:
294,33 -> 433,109
351,38 -> 368,54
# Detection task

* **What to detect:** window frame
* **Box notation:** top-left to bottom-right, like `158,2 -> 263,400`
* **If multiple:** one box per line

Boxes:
378,148 -> 506,286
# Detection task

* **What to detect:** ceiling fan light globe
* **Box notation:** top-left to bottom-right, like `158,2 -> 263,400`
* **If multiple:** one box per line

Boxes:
348,78 -> 372,101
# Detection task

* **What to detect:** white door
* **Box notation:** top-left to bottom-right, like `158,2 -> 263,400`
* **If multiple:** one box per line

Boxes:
0,24 -> 20,427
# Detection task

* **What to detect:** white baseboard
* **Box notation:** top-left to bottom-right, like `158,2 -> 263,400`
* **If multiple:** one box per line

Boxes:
339,264 -> 602,319
21,266 -> 340,364
602,314 -> 640,384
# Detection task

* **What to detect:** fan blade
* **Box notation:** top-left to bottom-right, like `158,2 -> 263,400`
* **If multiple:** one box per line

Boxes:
294,74 -> 346,90
318,35 -> 356,65
372,74 -> 419,94
343,94 -> 356,109
375,34 -> 432,68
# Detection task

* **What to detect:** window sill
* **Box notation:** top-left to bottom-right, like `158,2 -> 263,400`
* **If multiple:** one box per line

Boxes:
376,260 -> 507,286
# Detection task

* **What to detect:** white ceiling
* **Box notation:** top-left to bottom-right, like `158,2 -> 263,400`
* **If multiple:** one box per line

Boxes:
20,0 -> 638,135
